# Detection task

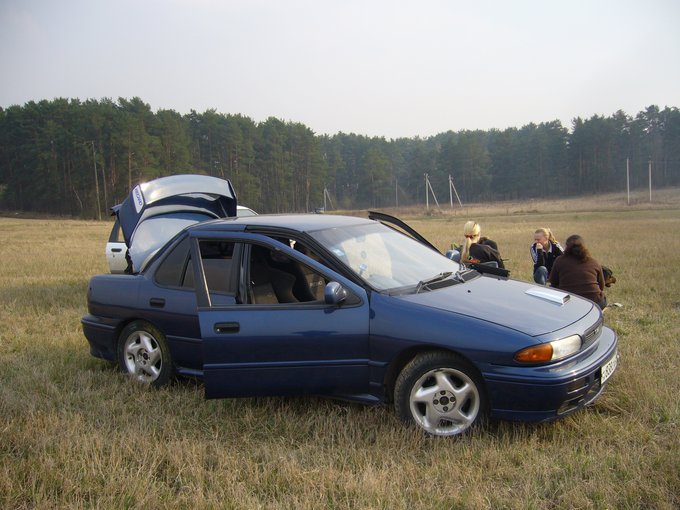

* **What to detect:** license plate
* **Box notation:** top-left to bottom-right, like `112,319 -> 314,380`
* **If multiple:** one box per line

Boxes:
601,353 -> 618,384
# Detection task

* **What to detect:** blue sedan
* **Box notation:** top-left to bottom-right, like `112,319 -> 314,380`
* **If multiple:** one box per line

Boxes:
82,213 -> 618,436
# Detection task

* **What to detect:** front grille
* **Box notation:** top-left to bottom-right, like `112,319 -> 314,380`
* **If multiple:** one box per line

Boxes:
583,319 -> 603,347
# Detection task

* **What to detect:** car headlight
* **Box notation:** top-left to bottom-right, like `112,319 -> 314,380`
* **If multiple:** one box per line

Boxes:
514,335 -> 582,363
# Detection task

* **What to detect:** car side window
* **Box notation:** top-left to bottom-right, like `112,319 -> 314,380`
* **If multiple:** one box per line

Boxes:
155,237 -> 191,287
247,243 -> 329,305
108,219 -> 124,243
189,240 -> 238,305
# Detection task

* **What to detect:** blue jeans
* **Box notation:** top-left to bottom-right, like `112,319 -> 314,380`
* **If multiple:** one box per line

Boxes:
534,266 -> 548,285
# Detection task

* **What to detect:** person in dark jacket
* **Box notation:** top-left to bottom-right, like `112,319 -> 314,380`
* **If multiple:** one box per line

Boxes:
549,234 -> 606,308
460,221 -> 504,268
531,227 -> 563,285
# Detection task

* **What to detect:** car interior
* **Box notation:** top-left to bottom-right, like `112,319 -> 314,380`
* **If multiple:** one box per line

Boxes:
182,241 -> 236,294
248,243 -> 327,305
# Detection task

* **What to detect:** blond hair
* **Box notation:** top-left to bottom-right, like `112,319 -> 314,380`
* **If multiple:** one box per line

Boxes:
534,227 -> 557,244
461,221 -> 481,263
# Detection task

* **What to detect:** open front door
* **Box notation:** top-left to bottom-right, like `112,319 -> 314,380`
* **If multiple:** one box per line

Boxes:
368,211 -> 441,253
192,232 -> 373,400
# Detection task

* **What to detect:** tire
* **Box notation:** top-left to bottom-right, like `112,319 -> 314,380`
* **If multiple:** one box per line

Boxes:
394,351 -> 486,436
117,321 -> 173,387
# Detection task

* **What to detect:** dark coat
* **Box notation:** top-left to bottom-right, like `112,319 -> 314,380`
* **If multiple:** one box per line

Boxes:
470,241 -> 504,269
549,255 -> 605,306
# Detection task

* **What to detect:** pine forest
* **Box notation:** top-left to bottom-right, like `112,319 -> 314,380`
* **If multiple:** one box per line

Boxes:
1,98 -> 678,217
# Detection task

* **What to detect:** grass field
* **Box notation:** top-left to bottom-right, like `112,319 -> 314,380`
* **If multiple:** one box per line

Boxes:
1,189 -> 679,509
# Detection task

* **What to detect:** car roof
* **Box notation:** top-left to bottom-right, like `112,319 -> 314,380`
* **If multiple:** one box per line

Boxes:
188,213 -> 375,234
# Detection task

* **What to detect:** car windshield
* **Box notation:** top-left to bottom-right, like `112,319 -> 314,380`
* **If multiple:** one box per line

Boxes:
310,222 -> 463,292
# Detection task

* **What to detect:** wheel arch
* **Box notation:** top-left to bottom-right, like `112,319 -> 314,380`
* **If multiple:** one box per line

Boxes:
383,346 -> 487,404
113,317 -> 164,349
116,317 -> 174,387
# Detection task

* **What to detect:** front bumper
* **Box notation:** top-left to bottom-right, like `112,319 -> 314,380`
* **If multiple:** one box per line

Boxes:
484,326 -> 618,422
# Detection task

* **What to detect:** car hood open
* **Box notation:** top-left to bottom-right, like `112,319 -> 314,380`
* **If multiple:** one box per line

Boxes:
398,274 -> 594,337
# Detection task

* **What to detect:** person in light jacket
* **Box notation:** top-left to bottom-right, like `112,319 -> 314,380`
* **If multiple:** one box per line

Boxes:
531,227 -> 563,285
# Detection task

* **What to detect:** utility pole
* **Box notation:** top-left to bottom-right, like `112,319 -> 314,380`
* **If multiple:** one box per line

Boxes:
323,187 -> 334,211
101,159 -> 108,215
425,174 -> 429,209
449,175 -> 463,208
91,141 -> 101,220
648,160 -> 652,202
424,173 -> 440,209
626,158 -> 630,206
449,175 -> 452,208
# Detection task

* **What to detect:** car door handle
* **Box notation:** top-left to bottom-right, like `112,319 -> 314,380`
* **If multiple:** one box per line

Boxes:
149,298 -> 165,308
111,248 -> 123,253
214,322 -> 240,334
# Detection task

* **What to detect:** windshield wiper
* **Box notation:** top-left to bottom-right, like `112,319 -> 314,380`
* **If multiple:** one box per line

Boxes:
454,267 -> 475,281
415,272 -> 453,294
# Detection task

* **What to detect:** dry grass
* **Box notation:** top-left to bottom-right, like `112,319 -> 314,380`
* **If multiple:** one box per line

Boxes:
1,191 -> 679,509
375,186 -> 680,219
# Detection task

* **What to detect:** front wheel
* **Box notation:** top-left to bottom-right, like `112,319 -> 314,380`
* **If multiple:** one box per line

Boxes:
394,351 -> 486,436
117,321 -> 173,387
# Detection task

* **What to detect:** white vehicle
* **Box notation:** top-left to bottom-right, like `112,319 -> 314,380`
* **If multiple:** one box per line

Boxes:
236,205 -> 258,217
105,220 -> 128,274
104,175 -> 255,274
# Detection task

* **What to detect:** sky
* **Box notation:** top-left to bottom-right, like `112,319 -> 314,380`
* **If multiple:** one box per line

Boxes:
1,0 -> 678,139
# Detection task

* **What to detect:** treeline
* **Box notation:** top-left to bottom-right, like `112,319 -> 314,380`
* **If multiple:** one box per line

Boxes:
0,98 -> 678,217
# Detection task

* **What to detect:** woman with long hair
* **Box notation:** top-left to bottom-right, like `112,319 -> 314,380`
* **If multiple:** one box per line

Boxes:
531,227 -> 563,285
460,221 -> 504,268
548,234 -> 606,308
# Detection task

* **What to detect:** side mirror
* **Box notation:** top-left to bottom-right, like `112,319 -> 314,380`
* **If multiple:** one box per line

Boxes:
324,281 -> 348,306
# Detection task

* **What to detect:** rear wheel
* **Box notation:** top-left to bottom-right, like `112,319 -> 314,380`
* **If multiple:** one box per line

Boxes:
394,351 -> 486,436
117,321 -> 173,387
